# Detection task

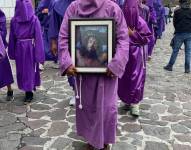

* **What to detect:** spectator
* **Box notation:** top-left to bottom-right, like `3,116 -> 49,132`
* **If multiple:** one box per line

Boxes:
164,5 -> 170,24
164,0 -> 191,73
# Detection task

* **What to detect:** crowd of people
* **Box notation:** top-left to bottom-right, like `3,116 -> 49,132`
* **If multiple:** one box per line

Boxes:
1,0 -> 189,149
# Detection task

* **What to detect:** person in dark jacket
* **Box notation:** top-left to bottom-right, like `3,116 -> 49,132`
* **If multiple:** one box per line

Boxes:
164,0 -> 191,73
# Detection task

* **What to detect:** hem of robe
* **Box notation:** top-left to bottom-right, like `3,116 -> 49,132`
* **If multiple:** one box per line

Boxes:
77,131 -> 115,149
17,84 -> 40,92
120,97 -> 143,105
148,42 -> 155,56
0,80 -> 14,89
119,88 -> 145,105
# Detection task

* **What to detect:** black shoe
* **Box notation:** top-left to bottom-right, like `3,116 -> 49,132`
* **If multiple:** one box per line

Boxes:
24,92 -> 33,104
6,91 -> 14,101
185,70 -> 190,73
164,65 -> 173,71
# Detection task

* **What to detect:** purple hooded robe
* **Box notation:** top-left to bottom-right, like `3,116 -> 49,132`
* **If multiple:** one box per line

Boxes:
154,0 -> 165,38
36,0 -> 56,61
58,0 -> 129,149
146,0 -> 157,57
8,0 -> 45,92
49,0 -> 74,40
0,9 -> 14,88
118,0 -> 152,105
49,0 -> 75,87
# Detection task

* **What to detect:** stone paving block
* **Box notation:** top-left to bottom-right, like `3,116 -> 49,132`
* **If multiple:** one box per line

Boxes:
122,123 -> 142,133
22,136 -> 50,146
139,119 -> 168,126
47,121 -> 69,136
173,144 -> 191,150
26,120 -> 50,130
0,112 -> 17,127
162,115 -> 189,122
167,105 -> 182,114
150,104 -> 167,114
27,111 -> 50,119
144,141 -> 169,150
175,134 -> 191,143
180,120 -> 191,129
183,102 -> 191,110
50,137 -> 73,149
112,142 -> 136,150
142,125 -> 170,140
31,104 -> 51,111
171,124 -> 190,134
49,109 -> 67,120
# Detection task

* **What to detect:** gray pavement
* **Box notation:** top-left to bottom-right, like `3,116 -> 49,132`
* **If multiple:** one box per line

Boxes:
0,23 -> 191,150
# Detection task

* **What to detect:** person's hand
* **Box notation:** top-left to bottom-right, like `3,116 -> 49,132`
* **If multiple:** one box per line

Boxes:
51,39 -> 58,56
128,27 -> 135,36
66,65 -> 77,76
106,68 -> 116,79
42,8 -> 49,14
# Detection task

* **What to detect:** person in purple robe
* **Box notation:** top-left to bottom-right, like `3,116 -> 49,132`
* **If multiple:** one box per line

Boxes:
138,0 -> 151,60
58,0 -> 129,149
154,0 -> 165,39
36,0 -> 56,62
118,0 -> 152,117
49,0 -> 76,106
146,0 -> 157,60
8,0 -> 45,103
0,9 -> 14,101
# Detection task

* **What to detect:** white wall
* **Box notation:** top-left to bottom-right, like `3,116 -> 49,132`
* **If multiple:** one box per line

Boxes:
0,0 -> 16,21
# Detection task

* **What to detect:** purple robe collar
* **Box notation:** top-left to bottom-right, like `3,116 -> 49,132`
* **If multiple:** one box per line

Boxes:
15,0 -> 34,22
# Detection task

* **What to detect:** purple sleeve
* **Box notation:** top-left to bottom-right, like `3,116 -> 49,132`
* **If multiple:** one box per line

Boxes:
0,35 -> 5,60
34,18 -> 45,63
130,17 -> 152,45
8,20 -> 16,60
108,8 -> 129,78
58,4 -> 75,74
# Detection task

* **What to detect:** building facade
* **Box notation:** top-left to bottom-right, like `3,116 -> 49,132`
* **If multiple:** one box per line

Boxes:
0,0 -> 36,21
0,0 -> 16,21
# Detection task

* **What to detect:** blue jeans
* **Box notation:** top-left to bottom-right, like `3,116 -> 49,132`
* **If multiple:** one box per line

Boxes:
168,33 -> 191,70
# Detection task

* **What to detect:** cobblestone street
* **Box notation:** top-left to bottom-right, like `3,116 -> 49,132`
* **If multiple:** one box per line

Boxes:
0,23 -> 191,150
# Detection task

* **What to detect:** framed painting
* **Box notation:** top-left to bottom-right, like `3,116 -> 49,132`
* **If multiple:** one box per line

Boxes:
69,18 -> 115,73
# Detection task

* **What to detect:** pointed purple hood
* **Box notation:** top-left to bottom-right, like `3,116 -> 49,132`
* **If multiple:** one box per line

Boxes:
0,9 -> 6,23
123,0 -> 139,29
77,0 -> 105,16
14,0 -> 34,22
